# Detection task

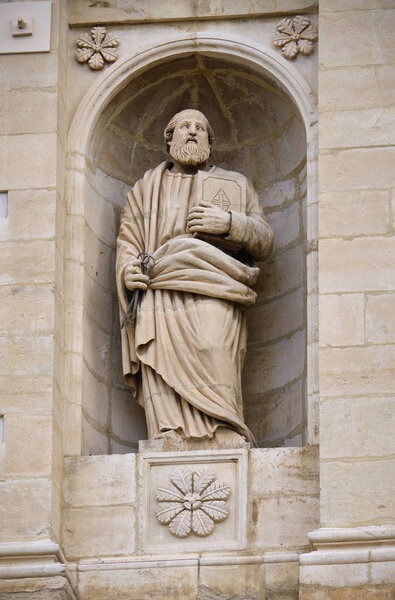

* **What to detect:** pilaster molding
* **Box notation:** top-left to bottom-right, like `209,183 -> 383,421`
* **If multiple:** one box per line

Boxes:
0,540 -> 76,599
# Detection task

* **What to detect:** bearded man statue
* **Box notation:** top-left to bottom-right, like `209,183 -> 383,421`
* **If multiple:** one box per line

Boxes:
116,109 -> 273,449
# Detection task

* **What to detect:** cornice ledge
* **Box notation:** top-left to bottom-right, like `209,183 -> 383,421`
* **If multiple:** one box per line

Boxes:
308,526 -> 395,549
300,527 -> 395,566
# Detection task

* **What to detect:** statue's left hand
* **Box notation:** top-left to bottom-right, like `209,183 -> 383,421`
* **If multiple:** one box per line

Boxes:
187,201 -> 231,235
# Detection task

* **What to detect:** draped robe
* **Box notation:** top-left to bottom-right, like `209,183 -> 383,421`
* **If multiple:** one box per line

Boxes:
116,162 -> 273,445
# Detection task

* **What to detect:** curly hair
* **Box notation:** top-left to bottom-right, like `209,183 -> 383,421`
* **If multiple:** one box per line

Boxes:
164,109 -> 214,152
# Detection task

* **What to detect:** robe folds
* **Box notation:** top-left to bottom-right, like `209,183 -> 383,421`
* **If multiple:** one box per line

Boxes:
116,161 -> 273,445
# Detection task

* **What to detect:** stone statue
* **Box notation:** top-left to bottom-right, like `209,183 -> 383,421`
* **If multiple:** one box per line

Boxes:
116,109 -> 273,448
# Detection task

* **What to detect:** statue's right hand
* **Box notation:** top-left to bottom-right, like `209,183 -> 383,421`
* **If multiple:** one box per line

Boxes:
124,259 -> 149,291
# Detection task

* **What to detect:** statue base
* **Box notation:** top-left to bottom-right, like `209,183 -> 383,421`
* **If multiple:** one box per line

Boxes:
138,428 -> 250,452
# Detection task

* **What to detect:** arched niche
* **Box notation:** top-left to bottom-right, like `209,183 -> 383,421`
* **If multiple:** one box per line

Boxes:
63,34 -> 318,456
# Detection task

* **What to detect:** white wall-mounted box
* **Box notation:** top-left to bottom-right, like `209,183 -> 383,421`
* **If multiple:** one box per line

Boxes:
0,2 -> 51,54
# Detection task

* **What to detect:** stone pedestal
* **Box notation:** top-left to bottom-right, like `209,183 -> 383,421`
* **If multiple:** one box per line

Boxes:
59,447 -> 319,599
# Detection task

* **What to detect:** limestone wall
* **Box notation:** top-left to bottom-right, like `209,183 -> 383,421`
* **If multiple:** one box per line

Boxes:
300,1 -> 395,598
0,0 -> 68,548
318,0 -> 395,531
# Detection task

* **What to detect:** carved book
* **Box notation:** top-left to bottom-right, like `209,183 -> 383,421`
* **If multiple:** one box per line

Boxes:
193,171 -> 247,251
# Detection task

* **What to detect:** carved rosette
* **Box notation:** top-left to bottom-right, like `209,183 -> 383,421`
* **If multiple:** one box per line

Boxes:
75,26 -> 119,70
273,15 -> 318,60
155,469 -> 231,538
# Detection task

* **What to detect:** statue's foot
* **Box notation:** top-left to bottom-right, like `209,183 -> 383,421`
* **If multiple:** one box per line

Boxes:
213,427 -> 250,449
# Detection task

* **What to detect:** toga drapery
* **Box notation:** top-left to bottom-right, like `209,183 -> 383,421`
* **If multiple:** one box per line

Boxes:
116,161 -> 273,445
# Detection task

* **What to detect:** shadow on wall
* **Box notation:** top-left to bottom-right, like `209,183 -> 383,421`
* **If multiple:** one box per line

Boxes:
82,53 -> 307,455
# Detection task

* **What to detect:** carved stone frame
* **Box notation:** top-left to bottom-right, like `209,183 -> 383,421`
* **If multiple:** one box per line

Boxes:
138,449 -> 248,554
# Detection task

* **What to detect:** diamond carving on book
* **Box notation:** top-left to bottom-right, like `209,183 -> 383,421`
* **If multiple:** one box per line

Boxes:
211,188 -> 231,211
193,172 -> 247,251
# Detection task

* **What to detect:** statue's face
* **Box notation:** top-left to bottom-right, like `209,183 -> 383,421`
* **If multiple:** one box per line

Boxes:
169,110 -> 211,166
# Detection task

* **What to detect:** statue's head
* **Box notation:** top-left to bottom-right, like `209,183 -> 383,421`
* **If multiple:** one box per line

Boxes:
164,109 -> 214,166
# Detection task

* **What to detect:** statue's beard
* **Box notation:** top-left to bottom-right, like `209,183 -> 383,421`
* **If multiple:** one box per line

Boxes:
169,139 -> 211,166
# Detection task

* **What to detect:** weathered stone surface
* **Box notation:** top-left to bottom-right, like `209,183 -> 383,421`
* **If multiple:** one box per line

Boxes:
62,506 -> 135,559
0,286 -> 54,336
0,134 -> 57,190
0,240 -> 55,285
319,294 -> 364,347
319,66 -> 382,112
0,90 -> 57,136
82,363 -> 108,428
255,246 -> 304,300
0,189 -> 56,241
366,293 -> 395,343
81,418 -> 109,457
69,0 -> 318,25
371,561 -> 395,584
259,177 -> 296,211
320,108 -> 395,149
0,374 -> 53,414
300,586 -> 395,600
0,335 -> 53,376
64,454 -> 136,506
199,563 -> 263,599
319,238 -> 395,293
110,387 -> 147,444
0,53 -> 59,91
251,447 -> 319,498
376,7 -> 395,63
247,288 -> 304,345
320,0 -> 395,9
320,397 -> 395,459
320,148 -> 395,192
265,561 -> 299,596
245,380 -> 303,446
78,566 -> 198,600
83,277 -> 112,332
320,11 -> 381,67
0,576 -> 71,599
254,494 -> 319,549
276,117 -> 306,177
321,458 -> 395,526
300,563 -> 369,588
0,478 -> 51,540
243,331 -> 305,395
82,311 -> 110,379
320,345 -> 395,396
319,190 -> 390,237
376,64 -> 395,108
1,414 -> 52,476
84,226 -> 113,292
266,202 -> 300,254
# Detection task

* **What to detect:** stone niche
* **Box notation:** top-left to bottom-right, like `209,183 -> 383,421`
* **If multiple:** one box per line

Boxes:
82,53 -> 307,455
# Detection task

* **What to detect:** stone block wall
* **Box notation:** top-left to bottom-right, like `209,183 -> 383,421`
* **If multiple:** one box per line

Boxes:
0,0 -> 68,548
318,0 -> 395,530
61,447 -> 319,599
300,1 -> 395,598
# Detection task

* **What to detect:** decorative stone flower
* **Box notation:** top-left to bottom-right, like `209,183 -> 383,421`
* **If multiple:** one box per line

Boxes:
156,469 -> 231,538
273,16 -> 318,60
75,26 -> 119,71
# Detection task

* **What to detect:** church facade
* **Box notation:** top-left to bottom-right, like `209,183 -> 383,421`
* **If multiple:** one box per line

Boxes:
0,1 -> 394,598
